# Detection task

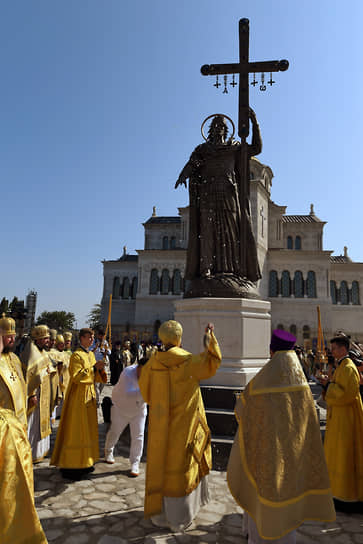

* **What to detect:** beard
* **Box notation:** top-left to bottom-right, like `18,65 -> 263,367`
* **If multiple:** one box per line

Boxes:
2,345 -> 13,354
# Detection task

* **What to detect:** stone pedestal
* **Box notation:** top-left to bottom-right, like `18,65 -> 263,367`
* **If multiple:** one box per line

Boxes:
174,297 -> 271,387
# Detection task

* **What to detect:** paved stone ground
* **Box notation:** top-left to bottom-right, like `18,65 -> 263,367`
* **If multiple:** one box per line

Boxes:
33,385 -> 363,544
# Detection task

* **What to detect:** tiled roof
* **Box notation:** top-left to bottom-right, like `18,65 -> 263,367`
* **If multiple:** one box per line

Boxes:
119,254 -> 138,262
282,214 -> 323,224
330,256 -> 352,263
144,216 -> 181,225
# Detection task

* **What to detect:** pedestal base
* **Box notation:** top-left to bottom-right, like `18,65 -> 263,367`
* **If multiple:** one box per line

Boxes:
174,297 -> 271,387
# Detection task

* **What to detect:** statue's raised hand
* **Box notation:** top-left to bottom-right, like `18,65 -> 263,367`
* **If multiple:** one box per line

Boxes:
249,107 -> 257,121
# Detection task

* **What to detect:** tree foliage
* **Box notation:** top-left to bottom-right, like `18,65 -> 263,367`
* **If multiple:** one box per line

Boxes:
36,311 -> 75,332
86,304 -> 102,330
0,298 -> 9,315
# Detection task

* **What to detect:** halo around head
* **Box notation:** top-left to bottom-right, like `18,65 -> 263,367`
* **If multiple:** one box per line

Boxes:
158,320 -> 183,347
201,113 -> 235,142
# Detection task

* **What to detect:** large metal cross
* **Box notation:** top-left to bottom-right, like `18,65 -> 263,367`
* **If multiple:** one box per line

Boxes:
200,18 -> 289,280
200,18 -> 289,141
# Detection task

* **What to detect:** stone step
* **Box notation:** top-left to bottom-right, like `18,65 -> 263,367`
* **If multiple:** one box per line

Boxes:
200,384 -> 243,410
211,436 -> 234,471
205,408 -> 238,437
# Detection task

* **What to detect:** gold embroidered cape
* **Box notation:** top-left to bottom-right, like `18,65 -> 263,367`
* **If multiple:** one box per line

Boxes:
0,353 -> 27,428
20,342 -> 53,439
227,350 -> 335,540
139,332 -> 221,518
324,357 -> 363,501
59,350 -> 71,394
0,408 -> 47,543
50,347 -> 106,469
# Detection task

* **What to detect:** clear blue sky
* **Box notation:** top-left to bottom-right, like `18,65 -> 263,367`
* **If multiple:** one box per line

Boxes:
1,1 -> 362,327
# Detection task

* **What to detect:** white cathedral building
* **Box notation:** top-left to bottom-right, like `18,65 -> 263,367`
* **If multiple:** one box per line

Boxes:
100,157 -> 363,347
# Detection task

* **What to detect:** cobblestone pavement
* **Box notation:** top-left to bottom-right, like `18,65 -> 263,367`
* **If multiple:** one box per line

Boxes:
33,385 -> 363,544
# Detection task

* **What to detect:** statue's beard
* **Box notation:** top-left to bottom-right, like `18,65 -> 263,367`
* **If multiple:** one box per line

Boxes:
2,345 -> 13,354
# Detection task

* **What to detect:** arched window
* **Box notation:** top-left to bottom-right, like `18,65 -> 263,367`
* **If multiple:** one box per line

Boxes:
277,324 -> 284,330
303,325 -> 310,339
287,236 -> 293,249
281,270 -> 291,297
153,319 -> 161,336
295,236 -> 301,250
269,270 -> 279,297
112,277 -> 120,299
162,236 -> 168,250
352,281 -> 360,305
122,277 -> 130,299
290,324 -> 297,336
172,269 -> 182,295
307,271 -> 317,298
170,236 -> 176,249
294,271 -> 304,298
149,269 -> 159,295
330,280 -> 337,304
131,277 -> 138,299
161,269 -> 170,295
340,281 -> 349,305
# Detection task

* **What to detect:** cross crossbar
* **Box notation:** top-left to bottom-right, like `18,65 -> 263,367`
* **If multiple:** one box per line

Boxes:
201,60 -> 288,76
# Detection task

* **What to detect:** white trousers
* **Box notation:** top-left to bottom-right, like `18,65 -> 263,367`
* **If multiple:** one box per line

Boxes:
105,405 -> 147,470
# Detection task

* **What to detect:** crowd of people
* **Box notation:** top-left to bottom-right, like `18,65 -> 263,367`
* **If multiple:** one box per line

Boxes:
1,313 -> 363,543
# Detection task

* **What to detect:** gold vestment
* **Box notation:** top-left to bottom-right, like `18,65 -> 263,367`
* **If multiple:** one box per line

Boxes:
139,332 -> 221,518
0,408 -> 47,543
21,342 -> 53,439
0,352 -> 27,428
50,347 -> 107,468
227,350 -> 335,540
325,356 -> 363,501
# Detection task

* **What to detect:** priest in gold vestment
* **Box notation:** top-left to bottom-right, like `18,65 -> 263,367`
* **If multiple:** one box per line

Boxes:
0,408 -> 47,544
20,325 -> 55,463
227,330 -> 335,543
320,335 -> 363,504
50,328 -> 107,480
53,334 -> 71,419
0,315 -> 27,428
139,320 -> 221,532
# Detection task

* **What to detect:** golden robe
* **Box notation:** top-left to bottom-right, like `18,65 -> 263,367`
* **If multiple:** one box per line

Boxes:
0,408 -> 47,544
47,348 -> 61,414
22,343 -> 53,439
50,347 -> 107,469
60,350 -> 71,394
0,352 -> 27,428
227,350 -> 335,540
139,332 -> 221,518
324,356 -> 363,501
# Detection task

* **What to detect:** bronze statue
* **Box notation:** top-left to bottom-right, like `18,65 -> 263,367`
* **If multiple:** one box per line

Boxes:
175,110 -> 262,298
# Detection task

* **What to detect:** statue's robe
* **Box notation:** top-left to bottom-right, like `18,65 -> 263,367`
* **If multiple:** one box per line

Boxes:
0,408 -> 47,544
324,356 -> 363,501
138,333 -> 221,527
186,142 -> 260,283
0,352 -> 27,428
227,350 -> 335,541
50,347 -> 107,469
20,342 -> 54,463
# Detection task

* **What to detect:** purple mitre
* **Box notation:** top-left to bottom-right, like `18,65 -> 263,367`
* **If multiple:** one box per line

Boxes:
270,329 -> 296,352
